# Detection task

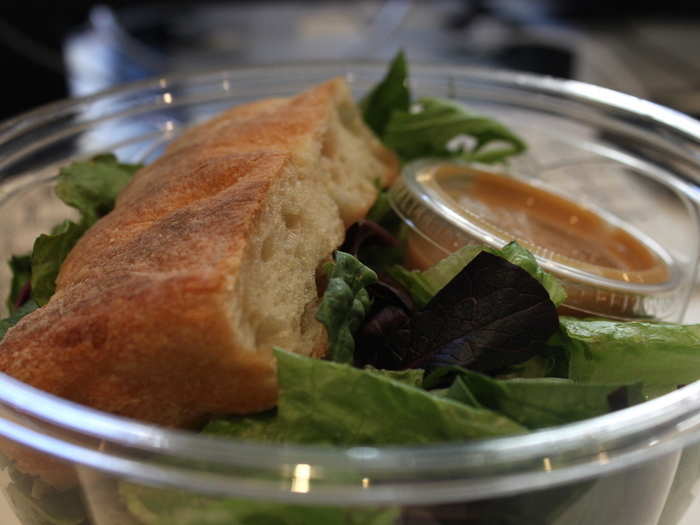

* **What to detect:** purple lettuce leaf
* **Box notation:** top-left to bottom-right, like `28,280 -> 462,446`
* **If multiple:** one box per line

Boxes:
376,251 -> 559,372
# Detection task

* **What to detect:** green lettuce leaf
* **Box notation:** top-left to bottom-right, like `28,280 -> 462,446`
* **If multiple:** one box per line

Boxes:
55,153 -> 141,225
468,377 -> 644,429
360,52 -> 527,167
387,245 -> 485,309
382,97 -> 526,164
392,245 -> 484,309
496,350 -> 569,380
558,317 -> 700,399
315,252 -> 378,364
10,154 -> 142,308
363,366 -> 424,387
360,51 -> 410,137
30,220 -> 87,306
427,366 -> 643,429
443,376 -> 482,409
205,349 -> 526,445
119,483 -> 398,525
204,409 -> 282,443
385,264 -> 434,309
0,300 -> 39,340
365,187 -> 393,225
402,480 -> 594,525
498,242 -> 567,306
6,254 -> 31,314
389,241 -> 565,309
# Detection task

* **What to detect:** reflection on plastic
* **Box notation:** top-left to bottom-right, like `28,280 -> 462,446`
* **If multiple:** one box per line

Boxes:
291,463 -> 311,494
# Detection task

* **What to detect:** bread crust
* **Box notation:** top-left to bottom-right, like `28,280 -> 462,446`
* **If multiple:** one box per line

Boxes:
0,78 -> 397,485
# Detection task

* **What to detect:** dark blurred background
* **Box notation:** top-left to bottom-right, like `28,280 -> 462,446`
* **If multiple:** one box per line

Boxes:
2,0 -> 700,121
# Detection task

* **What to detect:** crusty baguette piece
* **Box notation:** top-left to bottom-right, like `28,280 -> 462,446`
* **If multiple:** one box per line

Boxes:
0,78 -> 397,435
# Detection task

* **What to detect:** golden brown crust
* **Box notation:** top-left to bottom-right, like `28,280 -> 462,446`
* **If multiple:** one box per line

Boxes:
5,152 -> 286,421
0,79 -> 398,486
0,78 -> 397,486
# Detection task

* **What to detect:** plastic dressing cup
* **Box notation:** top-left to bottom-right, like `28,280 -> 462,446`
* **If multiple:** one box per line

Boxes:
389,159 -> 698,321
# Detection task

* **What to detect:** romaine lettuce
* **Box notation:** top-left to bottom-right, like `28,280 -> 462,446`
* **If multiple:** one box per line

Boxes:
360,51 -> 410,137
120,482 -> 399,525
1,154 -> 141,327
383,97 -> 526,164
559,317 -> 700,399
0,300 -> 38,340
205,349 -> 526,444
426,366 -> 644,429
6,255 -> 31,314
315,252 -> 377,364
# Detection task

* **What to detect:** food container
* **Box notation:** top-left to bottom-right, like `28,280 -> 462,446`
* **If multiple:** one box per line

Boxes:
1,63 -> 700,525
389,159 -> 695,320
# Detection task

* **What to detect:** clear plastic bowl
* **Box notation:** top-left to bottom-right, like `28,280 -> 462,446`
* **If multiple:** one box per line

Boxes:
1,63 -> 700,525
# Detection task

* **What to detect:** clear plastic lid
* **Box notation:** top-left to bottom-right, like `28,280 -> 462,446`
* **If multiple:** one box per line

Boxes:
389,159 -> 683,320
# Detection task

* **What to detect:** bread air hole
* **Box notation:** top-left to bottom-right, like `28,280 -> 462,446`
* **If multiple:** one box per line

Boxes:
255,317 -> 289,348
261,233 -> 276,262
322,129 -> 337,159
329,164 -> 342,183
283,210 -> 302,230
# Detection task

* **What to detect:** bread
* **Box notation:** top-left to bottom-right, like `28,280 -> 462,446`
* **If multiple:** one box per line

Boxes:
0,78 -> 398,433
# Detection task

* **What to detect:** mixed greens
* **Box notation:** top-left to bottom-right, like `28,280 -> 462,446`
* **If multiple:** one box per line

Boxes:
0,154 -> 141,339
361,51 -> 526,164
2,52 -> 700,525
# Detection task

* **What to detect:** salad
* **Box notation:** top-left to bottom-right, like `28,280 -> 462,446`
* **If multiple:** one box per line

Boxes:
2,53 -> 700,525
